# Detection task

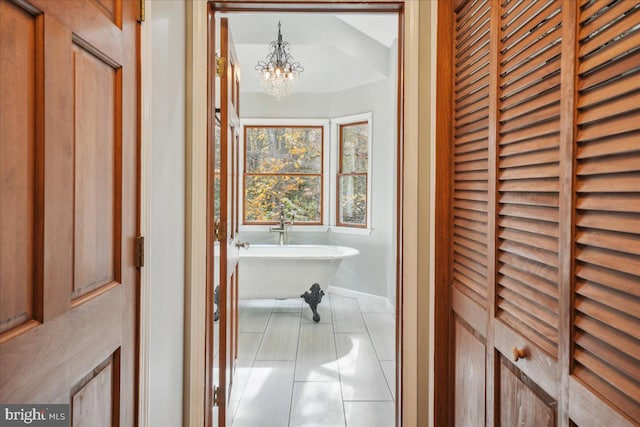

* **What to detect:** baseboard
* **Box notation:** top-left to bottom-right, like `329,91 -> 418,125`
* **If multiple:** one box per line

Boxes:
328,285 -> 394,312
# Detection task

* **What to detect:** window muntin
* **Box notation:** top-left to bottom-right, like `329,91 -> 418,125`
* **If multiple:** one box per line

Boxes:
337,121 -> 368,227
243,126 -> 323,224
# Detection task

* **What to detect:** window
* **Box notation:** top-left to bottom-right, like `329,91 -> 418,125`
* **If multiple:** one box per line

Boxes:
243,126 -> 324,224
335,117 -> 370,229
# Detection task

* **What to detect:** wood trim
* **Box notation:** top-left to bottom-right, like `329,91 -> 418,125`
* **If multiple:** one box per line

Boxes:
33,12 -> 45,325
433,1 -> 454,425
197,3 -> 416,427
211,1 -> 402,13
452,286 -> 487,339
242,124 -> 324,225
485,1 -> 501,425
494,319 -> 558,400
453,0 -> 468,13
204,3 -> 216,426
558,1 -> 578,426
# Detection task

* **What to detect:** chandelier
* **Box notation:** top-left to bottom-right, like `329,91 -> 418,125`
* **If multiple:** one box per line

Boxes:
255,22 -> 304,99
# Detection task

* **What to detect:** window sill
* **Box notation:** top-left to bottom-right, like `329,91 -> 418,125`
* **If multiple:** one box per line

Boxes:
329,226 -> 372,236
239,225 -> 329,233
237,225 -> 372,235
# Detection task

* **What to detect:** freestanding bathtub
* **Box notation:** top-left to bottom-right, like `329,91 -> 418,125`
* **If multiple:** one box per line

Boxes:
238,244 -> 359,299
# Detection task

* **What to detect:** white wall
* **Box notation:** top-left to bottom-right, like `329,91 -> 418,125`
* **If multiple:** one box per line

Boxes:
148,2 -> 185,426
326,78 -> 396,300
239,45 -> 397,300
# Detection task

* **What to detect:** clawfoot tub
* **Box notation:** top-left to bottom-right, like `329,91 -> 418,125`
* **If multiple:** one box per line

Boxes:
238,244 -> 359,321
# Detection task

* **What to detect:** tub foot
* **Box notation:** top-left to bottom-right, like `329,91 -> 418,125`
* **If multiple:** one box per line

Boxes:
301,283 -> 324,323
214,285 -> 220,322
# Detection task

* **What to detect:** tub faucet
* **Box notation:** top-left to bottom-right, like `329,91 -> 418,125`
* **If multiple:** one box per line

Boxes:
270,203 -> 293,246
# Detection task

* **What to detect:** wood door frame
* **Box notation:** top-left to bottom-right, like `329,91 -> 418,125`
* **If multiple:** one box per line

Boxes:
433,1 -> 454,426
178,1 -> 438,426
432,2 -> 494,425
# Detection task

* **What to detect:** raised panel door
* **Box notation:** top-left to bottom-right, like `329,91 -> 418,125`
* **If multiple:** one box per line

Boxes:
0,0 -> 138,424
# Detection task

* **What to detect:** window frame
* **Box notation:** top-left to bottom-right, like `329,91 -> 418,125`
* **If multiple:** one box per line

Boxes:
336,121 -> 369,228
330,113 -> 373,233
240,119 -> 331,229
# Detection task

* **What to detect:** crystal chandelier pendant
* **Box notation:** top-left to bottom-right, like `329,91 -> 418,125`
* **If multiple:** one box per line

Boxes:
255,22 -> 304,99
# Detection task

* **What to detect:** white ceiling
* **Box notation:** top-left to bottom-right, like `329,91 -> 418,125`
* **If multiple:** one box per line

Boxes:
334,15 -> 398,47
225,13 -> 398,94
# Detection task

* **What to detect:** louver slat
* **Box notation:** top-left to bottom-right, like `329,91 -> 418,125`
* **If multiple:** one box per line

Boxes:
496,0 -> 562,359
452,0 -> 492,307
573,0 -> 640,421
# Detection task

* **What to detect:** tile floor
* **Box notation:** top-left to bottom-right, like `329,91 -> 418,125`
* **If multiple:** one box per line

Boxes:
229,291 -> 396,427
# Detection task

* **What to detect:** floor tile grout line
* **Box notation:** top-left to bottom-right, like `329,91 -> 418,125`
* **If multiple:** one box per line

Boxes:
235,293 -> 394,426
287,299 -> 304,427
231,313 -> 270,424
362,310 -> 396,402
328,291 -> 349,427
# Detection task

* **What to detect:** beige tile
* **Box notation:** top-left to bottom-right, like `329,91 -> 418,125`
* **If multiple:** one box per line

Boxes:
380,361 -> 396,400
335,334 -> 392,401
344,401 -> 395,427
256,312 -> 301,361
301,293 -> 333,324
363,312 -> 396,361
229,364 -> 252,421
239,304 -> 272,333
232,361 -> 295,427
331,294 -> 366,333
295,324 -> 339,381
242,298 -> 276,308
356,294 -> 392,313
238,333 -> 263,366
273,297 -> 303,312
289,382 -> 345,427
230,334 -> 264,421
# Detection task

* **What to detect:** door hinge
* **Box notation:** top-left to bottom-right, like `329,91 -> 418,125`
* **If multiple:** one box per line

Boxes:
214,220 -> 227,241
137,0 -> 145,22
213,386 -> 223,407
216,56 -> 226,77
135,236 -> 144,269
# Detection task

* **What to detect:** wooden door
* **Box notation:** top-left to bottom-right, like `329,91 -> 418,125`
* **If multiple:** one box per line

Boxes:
437,0 -> 640,426
0,0 -> 139,425
207,15 -> 241,427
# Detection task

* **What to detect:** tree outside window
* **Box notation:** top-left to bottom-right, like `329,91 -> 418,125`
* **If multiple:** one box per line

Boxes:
244,126 -> 323,224
338,121 -> 368,227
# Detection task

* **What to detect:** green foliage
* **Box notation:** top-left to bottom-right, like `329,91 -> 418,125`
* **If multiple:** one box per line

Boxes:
215,122 -> 369,226
338,123 -> 368,225
339,174 -> 367,225
341,123 -> 368,173
244,127 -> 323,223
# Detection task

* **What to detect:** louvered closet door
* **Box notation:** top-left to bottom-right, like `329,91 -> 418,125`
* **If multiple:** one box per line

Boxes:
442,0 -> 640,425
494,1 -> 563,424
450,0 -> 491,425
569,0 -> 640,425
